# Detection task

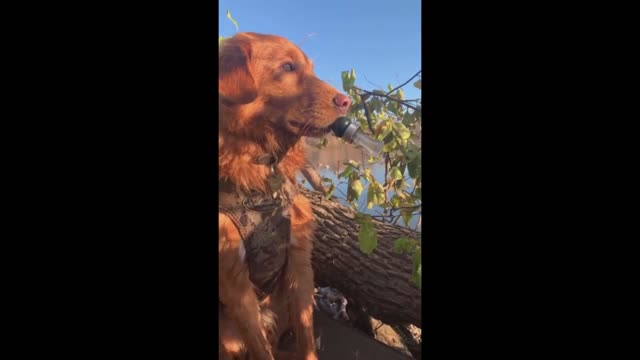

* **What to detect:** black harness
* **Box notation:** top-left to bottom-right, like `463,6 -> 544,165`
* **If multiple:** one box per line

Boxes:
218,155 -> 297,300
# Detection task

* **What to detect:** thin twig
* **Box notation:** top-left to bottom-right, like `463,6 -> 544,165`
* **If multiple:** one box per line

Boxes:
298,32 -> 318,47
385,70 -> 421,96
300,161 -> 329,193
333,186 -> 349,200
354,87 -> 418,111
388,205 -> 422,211
383,153 -> 391,207
359,92 -> 375,135
410,181 -> 418,195
370,216 -> 387,223
383,154 -> 389,187
363,73 -> 384,89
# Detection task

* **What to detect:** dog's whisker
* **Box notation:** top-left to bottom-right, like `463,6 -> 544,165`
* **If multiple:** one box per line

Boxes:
300,118 -> 317,136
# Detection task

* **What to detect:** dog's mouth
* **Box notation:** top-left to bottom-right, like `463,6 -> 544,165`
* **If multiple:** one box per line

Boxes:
288,120 -> 332,137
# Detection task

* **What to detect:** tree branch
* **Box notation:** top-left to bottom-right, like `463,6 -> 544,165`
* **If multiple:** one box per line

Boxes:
300,161 -> 328,193
355,87 -> 419,112
385,70 -> 421,96
359,92 -> 375,135
363,73 -> 384,90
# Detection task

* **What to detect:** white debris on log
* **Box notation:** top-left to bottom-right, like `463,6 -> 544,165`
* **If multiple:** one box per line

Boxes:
406,324 -> 421,344
314,286 -> 349,321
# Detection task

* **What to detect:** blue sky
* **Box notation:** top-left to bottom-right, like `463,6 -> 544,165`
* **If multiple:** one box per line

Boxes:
218,0 -> 421,100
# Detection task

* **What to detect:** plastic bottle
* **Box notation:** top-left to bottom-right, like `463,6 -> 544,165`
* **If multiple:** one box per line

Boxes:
329,117 -> 384,157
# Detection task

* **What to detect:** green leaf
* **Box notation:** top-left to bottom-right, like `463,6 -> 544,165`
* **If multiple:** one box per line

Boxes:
370,97 -> 384,113
347,178 -> 363,203
387,101 -> 401,118
394,123 -> 412,141
376,121 -> 394,141
403,144 -> 420,161
341,69 -> 356,91
226,10 -> 239,31
367,186 -> 375,209
382,140 -> 396,153
393,237 -> 417,253
372,183 -> 386,205
390,167 -> 403,180
402,112 -> 414,127
357,215 -> 378,254
390,195 -> 401,208
324,183 -> 335,200
366,186 -> 374,209
366,181 -> 384,209
351,179 -> 364,199
399,163 -> 407,177
413,79 -> 422,89
338,165 -> 355,179
316,137 -> 328,149
341,71 -> 351,92
362,168 -> 373,182
399,128 -> 411,141
393,178 -> 404,191
407,154 -> 421,179
219,36 -> 226,46
401,208 -> 414,227
412,248 -> 422,288
344,160 -> 360,168
382,131 -> 395,145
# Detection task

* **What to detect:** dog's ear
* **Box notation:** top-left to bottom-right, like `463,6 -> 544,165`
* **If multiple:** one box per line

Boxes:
219,36 -> 257,105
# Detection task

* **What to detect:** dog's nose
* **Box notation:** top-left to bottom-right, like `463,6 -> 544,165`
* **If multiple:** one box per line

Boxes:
333,93 -> 352,114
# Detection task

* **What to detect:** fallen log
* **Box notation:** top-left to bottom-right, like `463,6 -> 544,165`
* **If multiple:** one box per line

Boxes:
301,186 -> 422,327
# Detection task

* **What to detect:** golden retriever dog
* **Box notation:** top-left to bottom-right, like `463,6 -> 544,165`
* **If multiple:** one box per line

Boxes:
218,32 -> 352,360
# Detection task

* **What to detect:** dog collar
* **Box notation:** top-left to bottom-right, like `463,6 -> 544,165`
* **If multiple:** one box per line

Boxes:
255,153 -> 279,166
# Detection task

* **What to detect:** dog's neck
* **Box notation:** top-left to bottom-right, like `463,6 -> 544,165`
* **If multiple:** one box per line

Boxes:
219,121 -> 307,194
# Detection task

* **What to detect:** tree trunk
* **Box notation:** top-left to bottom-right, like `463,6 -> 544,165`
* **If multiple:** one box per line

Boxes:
300,186 -> 422,328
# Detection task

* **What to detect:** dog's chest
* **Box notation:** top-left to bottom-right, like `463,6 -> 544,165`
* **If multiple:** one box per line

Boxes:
241,207 -> 290,295
219,182 -> 296,298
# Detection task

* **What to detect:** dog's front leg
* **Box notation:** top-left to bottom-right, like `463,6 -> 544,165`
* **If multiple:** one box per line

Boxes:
219,214 -> 274,360
286,196 -> 318,360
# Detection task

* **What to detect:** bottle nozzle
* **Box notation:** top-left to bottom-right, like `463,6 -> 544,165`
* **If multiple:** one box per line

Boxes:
351,130 -> 383,157
330,117 -> 384,157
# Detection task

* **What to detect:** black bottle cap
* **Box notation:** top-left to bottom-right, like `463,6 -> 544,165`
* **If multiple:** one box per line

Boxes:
329,116 -> 352,138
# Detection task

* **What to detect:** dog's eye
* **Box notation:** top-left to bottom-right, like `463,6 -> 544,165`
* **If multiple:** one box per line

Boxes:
282,62 -> 295,72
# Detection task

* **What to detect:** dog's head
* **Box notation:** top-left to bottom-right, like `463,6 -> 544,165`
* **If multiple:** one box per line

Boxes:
219,32 -> 351,138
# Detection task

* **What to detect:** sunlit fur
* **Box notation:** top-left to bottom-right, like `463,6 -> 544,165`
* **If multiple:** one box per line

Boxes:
218,32 -> 349,360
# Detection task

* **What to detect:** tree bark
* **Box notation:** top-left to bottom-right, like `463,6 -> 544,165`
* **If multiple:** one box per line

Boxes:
300,161 -> 329,194
300,186 -> 422,328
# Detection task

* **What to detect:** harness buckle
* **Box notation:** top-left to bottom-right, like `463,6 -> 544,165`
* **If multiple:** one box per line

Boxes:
242,194 -> 282,212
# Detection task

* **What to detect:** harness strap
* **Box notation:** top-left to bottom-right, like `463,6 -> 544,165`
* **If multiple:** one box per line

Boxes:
219,180 -> 298,300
